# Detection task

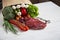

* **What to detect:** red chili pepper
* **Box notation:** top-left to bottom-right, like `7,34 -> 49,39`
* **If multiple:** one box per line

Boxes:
9,20 -> 29,31
20,7 -> 27,16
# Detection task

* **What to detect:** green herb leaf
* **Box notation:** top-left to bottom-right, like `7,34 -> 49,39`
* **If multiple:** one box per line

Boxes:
3,20 -> 17,34
27,4 -> 39,18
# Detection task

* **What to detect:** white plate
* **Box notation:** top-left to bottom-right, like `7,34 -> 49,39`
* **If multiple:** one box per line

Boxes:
0,1 -> 60,40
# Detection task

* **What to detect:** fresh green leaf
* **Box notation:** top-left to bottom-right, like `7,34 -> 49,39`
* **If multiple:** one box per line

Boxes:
3,20 -> 9,33
27,4 -> 39,18
3,20 -> 17,34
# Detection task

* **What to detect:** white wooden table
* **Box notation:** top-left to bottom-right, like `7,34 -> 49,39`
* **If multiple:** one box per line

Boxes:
0,1 -> 60,40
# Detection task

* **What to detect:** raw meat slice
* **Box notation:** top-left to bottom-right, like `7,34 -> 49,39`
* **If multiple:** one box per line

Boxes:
24,17 -> 47,30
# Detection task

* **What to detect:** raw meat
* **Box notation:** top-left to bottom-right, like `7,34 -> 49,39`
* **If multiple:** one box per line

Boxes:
24,17 -> 47,30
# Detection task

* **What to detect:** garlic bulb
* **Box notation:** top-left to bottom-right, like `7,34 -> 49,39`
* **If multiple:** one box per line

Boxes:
16,5 -> 21,8
17,12 -> 21,15
12,6 -> 16,9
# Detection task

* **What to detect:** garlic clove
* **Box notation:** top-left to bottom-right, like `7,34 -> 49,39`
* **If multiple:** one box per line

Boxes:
17,12 -> 21,15
12,6 -> 16,9
16,5 -> 21,8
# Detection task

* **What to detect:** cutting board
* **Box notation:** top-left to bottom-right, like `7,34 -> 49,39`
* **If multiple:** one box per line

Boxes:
2,0 -> 32,8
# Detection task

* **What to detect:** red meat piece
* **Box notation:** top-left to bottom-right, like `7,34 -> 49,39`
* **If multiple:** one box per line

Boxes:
24,17 -> 47,30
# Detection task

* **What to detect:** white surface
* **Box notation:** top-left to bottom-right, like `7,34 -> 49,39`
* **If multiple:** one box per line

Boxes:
0,1 -> 60,40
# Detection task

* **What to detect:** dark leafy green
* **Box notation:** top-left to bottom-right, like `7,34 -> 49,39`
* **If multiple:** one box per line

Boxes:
2,6 -> 15,20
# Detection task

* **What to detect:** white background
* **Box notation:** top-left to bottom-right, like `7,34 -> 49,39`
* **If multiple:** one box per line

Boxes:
0,1 -> 60,40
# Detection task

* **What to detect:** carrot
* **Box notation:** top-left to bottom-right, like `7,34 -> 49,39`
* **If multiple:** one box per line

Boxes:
9,20 -> 29,31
